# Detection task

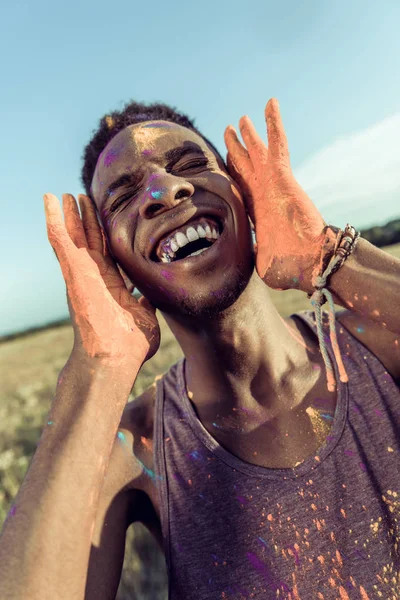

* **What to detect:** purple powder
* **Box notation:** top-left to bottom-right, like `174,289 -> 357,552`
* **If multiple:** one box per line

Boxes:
142,122 -> 174,129
104,146 -> 120,167
161,269 -> 173,280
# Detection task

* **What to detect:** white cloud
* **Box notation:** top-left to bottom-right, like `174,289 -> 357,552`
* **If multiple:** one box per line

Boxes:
294,113 -> 400,228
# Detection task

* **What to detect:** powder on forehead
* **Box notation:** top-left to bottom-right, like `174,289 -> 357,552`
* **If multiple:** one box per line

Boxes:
130,125 -> 174,154
92,121 -> 216,197
141,122 -> 177,129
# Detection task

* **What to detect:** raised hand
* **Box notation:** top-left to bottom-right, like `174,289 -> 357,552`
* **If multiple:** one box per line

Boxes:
224,98 -> 330,293
44,193 -> 160,366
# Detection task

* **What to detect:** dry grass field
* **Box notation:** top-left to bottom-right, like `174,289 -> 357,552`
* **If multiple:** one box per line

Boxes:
1,242 -> 399,599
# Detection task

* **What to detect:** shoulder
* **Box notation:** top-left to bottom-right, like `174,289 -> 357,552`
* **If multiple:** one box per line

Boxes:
101,380 -> 158,500
335,309 -> 400,382
121,380 -> 157,441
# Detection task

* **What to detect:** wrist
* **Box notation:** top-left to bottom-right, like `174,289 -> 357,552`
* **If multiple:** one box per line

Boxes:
68,344 -> 143,382
300,226 -> 339,295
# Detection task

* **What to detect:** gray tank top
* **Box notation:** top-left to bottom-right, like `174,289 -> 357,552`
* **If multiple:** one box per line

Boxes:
154,311 -> 400,599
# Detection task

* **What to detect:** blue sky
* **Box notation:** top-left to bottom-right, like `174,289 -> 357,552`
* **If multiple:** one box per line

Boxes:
1,0 -> 400,336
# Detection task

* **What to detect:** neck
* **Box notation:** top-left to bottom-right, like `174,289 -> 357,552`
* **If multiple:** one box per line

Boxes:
161,272 -> 322,427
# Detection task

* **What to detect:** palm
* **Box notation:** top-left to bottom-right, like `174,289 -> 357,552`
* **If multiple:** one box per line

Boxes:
44,193 -> 160,365
224,99 -> 326,292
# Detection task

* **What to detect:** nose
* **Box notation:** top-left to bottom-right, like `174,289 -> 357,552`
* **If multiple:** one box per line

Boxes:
138,173 -> 195,219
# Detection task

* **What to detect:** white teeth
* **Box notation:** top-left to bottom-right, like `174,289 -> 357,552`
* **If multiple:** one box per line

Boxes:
196,225 -> 206,238
157,218 -> 221,261
188,247 -> 208,257
186,226 -> 199,242
175,231 -> 189,247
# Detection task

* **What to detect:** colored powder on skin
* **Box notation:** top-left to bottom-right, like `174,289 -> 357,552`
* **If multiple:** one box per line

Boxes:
151,189 -> 164,200
161,269 -> 173,280
142,149 -> 153,156
211,289 -> 224,300
356,327 -> 364,333
306,406 -> 331,445
47,421 -> 53,425
117,431 -> 161,481
136,458 -> 159,482
320,413 -> 333,421
140,436 -> 153,452
142,122 -> 175,129
8,505 -> 17,518
104,146 -> 121,167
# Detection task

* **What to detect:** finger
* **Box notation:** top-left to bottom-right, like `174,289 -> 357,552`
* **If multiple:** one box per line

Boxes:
78,195 -> 104,253
44,194 -> 83,287
224,125 -> 252,173
226,153 -> 255,224
226,151 -> 243,183
62,194 -> 88,249
265,98 -> 289,163
238,116 -> 268,165
44,193 -> 75,259
226,152 -> 251,195
100,227 -> 113,259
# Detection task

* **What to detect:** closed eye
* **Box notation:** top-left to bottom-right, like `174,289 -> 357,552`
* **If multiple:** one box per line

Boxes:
110,188 -> 141,212
173,158 -> 209,172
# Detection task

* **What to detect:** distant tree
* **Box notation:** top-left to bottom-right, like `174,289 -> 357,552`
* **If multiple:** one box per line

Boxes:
361,218 -> 400,247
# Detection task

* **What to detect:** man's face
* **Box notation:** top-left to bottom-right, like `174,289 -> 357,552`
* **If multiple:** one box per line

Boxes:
91,121 -> 255,318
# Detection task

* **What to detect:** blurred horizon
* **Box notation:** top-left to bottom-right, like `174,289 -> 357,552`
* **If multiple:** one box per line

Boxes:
2,0 -> 400,337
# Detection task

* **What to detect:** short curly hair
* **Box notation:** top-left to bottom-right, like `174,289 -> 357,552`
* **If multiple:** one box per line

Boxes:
81,100 -> 226,199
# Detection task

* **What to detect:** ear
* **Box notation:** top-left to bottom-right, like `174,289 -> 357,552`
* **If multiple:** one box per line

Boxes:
117,265 -> 135,294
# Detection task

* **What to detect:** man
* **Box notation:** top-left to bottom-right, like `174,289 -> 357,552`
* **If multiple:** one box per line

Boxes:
0,98 -> 399,599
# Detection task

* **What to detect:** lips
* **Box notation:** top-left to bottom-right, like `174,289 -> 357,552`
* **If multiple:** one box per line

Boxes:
148,209 -> 225,262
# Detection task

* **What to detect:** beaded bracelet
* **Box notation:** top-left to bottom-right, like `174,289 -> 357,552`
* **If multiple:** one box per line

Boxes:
309,224 -> 361,392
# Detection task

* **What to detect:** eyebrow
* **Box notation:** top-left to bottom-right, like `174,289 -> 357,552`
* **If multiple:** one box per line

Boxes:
102,141 -> 205,204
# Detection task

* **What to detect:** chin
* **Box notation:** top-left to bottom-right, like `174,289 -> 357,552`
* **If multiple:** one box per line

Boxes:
163,261 -> 254,321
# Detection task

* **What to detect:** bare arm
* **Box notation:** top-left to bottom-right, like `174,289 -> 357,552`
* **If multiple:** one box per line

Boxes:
85,391 -> 151,600
328,238 -> 400,335
0,193 -> 160,599
0,354 -> 139,599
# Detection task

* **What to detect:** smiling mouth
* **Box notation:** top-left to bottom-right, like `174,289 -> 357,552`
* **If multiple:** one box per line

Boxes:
150,217 -> 224,263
